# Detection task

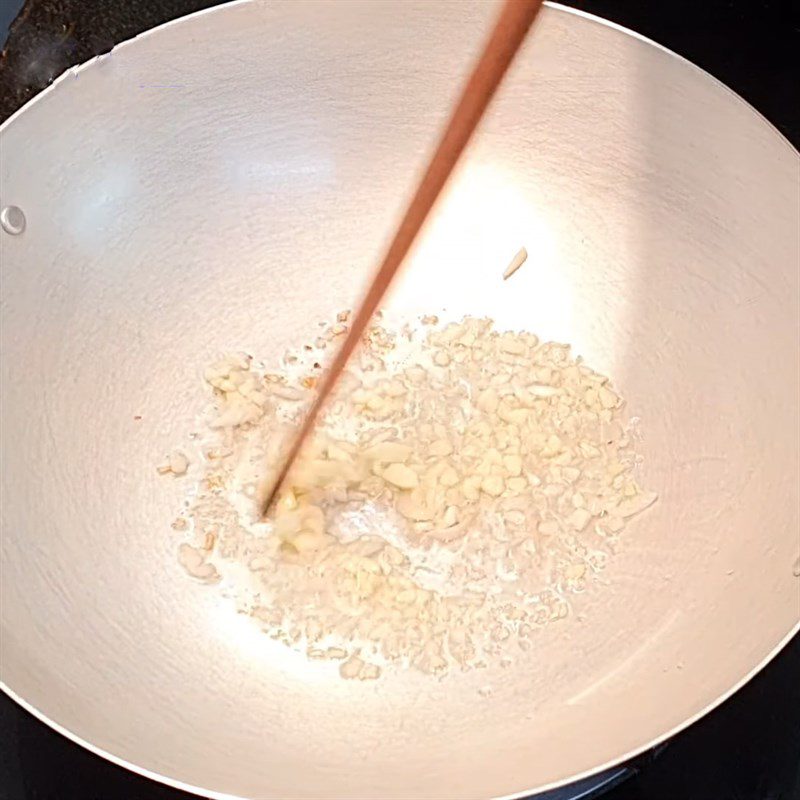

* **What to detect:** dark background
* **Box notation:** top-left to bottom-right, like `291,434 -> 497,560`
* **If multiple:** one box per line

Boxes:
1,1 -> 798,799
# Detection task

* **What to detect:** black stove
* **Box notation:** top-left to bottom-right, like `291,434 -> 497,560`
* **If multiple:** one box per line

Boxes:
1,2 -> 798,798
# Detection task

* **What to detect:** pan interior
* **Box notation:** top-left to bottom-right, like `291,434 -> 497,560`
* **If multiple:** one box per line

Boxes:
1,2 -> 798,798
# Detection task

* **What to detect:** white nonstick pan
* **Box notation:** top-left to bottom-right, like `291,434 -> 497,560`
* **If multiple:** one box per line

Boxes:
1,2 -> 798,798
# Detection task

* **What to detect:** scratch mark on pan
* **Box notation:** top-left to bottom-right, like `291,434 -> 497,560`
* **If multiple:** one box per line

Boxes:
565,609 -> 682,706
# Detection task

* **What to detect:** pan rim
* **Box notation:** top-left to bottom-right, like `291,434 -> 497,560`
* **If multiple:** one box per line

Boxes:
1,1 -> 798,798
3,623 -> 799,800
0,0 -> 798,162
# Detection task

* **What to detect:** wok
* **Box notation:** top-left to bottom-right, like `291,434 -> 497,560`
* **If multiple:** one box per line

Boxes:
1,1 -> 798,798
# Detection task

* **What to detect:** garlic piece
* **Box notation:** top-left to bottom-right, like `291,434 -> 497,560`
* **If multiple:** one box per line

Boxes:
506,476 -> 528,492
568,508 -> 592,531
502,246 -> 528,280
158,451 -> 189,476
529,384 -> 561,398
461,475 -> 482,501
476,388 -> 499,414
498,335 -> 526,355
396,489 -> 434,520
439,466 -> 460,487
480,475 -> 505,497
564,563 -> 586,580
598,386 -> 619,409
502,454 -> 522,477
364,442 -> 413,463
291,531 -> 334,553
429,439 -> 453,457
538,520 -> 559,536
443,505 -> 459,527
339,654 -> 365,680
382,463 -> 419,490
177,544 -> 219,583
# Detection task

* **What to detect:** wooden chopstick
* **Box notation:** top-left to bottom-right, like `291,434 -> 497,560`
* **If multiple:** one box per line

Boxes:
261,0 -> 543,517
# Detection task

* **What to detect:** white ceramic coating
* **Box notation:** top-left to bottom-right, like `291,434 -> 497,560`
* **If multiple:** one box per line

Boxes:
1,2 -> 798,798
